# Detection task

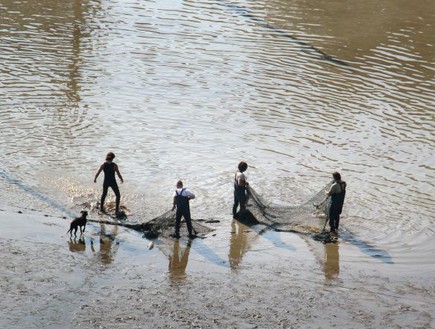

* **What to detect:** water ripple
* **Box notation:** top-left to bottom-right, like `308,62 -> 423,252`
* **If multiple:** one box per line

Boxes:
0,0 -> 434,244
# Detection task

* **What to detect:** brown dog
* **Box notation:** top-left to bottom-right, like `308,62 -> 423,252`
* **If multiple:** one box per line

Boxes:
67,211 -> 88,237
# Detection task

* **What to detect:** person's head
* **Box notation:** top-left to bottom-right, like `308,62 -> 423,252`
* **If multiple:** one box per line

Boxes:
176,180 -> 183,188
332,172 -> 341,181
238,161 -> 248,173
106,152 -> 115,161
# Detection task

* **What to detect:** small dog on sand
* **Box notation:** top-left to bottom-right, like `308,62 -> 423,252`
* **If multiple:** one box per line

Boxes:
67,211 -> 88,237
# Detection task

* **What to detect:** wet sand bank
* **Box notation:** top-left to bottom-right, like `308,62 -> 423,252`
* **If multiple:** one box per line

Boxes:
0,206 -> 434,329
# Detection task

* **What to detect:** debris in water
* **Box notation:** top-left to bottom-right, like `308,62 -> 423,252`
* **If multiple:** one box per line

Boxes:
312,231 -> 338,244
147,241 -> 154,250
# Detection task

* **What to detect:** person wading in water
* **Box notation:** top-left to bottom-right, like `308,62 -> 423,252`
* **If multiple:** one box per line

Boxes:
326,172 -> 346,234
233,161 -> 248,219
94,152 -> 124,215
171,180 -> 196,240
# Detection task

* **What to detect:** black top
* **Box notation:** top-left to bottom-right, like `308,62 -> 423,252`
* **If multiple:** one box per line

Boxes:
103,162 -> 116,184
175,188 -> 190,210
331,182 -> 346,205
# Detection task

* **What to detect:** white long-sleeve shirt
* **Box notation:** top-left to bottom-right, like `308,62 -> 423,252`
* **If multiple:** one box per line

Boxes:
173,188 -> 195,199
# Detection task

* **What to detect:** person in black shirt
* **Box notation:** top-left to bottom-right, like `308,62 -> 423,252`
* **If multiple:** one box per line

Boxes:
327,172 -> 346,233
233,161 -> 248,218
94,152 -> 124,214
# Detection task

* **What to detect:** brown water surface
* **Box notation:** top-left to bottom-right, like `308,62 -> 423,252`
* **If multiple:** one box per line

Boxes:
0,0 -> 434,327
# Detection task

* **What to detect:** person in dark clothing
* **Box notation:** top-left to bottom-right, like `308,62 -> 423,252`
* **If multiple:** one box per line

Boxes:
327,172 -> 346,233
171,180 -> 196,239
94,152 -> 124,214
233,161 -> 248,218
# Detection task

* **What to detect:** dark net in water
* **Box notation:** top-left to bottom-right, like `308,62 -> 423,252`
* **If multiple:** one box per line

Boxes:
85,181 -> 332,240
83,201 -> 214,239
142,209 -> 214,239
240,181 -> 333,234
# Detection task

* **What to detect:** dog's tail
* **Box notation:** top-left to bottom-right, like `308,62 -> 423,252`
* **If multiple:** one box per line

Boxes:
66,227 -> 72,235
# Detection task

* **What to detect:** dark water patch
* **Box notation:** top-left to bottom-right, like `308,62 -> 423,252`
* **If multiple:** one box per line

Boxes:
218,0 -> 350,66
235,211 -> 298,252
340,228 -> 394,264
190,238 -> 230,268
255,226 -> 297,252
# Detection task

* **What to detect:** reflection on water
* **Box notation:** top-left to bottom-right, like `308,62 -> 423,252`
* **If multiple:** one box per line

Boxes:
68,237 -> 86,253
323,243 -> 340,281
229,220 -> 297,270
92,222 -> 119,266
168,240 -> 191,282
66,221 -> 120,266
229,220 -> 251,270
1,0 -> 434,270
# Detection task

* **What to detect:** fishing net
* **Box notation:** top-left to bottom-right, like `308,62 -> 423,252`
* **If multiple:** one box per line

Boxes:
82,181 -> 334,240
140,209 -> 215,239
80,200 -> 214,239
240,180 -> 334,235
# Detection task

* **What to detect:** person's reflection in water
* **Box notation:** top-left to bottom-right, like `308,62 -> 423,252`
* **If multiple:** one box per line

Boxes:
229,220 -> 251,271
168,240 -> 191,283
94,222 -> 119,266
323,242 -> 340,281
68,237 -> 86,253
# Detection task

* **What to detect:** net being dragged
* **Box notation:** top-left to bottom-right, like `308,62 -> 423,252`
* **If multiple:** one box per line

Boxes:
141,209 -> 214,239
242,180 -> 333,234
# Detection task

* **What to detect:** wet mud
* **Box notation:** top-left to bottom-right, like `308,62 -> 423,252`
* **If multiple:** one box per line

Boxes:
1,207 -> 434,328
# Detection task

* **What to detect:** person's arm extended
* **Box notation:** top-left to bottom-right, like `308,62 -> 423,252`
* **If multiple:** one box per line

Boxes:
316,185 -> 333,208
317,195 -> 330,208
94,165 -> 103,183
114,164 -> 124,183
172,196 -> 176,211
187,190 -> 195,200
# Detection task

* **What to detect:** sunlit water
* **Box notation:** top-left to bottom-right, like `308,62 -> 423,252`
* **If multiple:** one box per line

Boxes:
1,0 -> 434,274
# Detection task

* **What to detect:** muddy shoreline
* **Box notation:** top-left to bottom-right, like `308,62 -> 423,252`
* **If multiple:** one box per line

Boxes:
0,206 -> 434,328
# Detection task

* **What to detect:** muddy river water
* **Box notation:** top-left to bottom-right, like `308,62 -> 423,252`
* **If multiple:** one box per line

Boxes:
0,0 -> 434,327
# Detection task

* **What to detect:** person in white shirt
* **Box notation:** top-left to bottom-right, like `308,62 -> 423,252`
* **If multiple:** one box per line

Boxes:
171,180 -> 196,239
